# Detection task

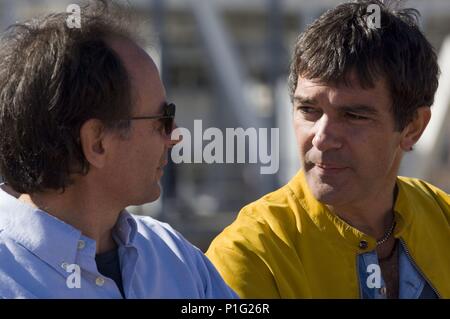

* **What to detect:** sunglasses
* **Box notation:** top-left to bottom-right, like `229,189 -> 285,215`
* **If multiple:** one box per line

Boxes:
129,102 -> 176,135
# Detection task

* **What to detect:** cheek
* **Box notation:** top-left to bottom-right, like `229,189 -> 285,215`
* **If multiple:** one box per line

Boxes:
349,131 -> 400,173
293,118 -> 313,154
143,138 -> 166,166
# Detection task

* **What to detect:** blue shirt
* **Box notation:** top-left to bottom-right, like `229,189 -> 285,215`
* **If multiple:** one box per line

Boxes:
358,242 -> 438,299
0,185 -> 238,299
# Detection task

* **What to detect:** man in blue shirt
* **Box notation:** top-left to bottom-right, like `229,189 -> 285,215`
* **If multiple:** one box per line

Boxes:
0,1 -> 237,299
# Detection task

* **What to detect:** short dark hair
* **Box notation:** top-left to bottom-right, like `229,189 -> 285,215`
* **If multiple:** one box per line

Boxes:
0,1 -> 137,193
288,0 -> 440,131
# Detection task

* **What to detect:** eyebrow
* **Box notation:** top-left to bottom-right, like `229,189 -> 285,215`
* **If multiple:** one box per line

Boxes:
293,95 -> 379,116
293,96 -> 317,105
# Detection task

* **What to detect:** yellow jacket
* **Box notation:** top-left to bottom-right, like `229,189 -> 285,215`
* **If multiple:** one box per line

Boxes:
206,170 -> 450,298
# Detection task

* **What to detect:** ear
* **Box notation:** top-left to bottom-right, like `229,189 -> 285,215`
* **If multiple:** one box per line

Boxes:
79,119 -> 109,168
400,107 -> 431,151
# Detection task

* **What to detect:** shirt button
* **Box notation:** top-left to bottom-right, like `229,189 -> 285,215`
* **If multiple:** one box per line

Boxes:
359,240 -> 368,249
77,240 -> 85,250
95,277 -> 105,287
380,287 -> 387,295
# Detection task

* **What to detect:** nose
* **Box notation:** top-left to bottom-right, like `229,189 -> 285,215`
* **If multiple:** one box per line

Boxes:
311,115 -> 343,151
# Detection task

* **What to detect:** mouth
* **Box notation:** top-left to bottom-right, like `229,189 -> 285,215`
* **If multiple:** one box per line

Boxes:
314,163 -> 348,174
315,163 -> 345,169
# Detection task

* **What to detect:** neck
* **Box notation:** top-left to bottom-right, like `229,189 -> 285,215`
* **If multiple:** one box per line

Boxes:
328,181 -> 398,240
18,179 -> 123,254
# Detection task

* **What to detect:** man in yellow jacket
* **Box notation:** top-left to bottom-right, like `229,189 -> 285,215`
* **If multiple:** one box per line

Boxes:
207,0 -> 450,299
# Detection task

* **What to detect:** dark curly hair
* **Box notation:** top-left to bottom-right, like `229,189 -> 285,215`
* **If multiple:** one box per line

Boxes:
0,1 -> 138,193
288,0 -> 440,131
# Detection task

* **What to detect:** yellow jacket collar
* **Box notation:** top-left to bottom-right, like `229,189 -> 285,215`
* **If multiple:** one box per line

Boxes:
287,170 -> 416,252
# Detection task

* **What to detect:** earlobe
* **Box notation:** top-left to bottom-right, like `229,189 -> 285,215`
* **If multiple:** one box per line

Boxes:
79,119 -> 107,168
400,107 -> 431,151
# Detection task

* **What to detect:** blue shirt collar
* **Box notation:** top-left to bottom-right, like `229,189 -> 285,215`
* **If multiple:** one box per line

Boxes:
113,210 -> 138,246
0,184 -> 138,272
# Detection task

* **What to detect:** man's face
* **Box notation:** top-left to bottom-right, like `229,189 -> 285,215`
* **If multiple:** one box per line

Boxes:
292,74 -> 405,207
105,38 -> 176,206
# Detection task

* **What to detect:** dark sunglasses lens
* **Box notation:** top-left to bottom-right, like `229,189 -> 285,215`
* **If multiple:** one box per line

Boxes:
166,103 -> 175,117
163,103 -> 175,135
164,117 -> 174,135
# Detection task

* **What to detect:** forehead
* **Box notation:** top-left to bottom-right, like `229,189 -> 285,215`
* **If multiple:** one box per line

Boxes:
294,73 -> 392,112
107,36 -> 166,114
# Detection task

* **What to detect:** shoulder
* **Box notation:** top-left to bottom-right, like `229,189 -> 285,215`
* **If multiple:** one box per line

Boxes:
397,177 -> 449,204
207,181 -> 303,267
134,215 -> 182,241
0,230 -> 22,268
398,176 -> 449,196
0,232 -> 38,298
133,215 -> 197,257
219,182 -> 302,245
133,215 -> 237,298
397,176 -> 450,221
206,184 -> 302,298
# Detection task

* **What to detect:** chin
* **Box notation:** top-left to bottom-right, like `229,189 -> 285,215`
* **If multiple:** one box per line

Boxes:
128,184 -> 161,206
305,171 -> 349,205
146,184 -> 161,203
310,187 -> 345,205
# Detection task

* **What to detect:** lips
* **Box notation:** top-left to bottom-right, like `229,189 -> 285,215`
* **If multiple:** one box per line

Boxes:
315,163 -> 346,169
313,162 -> 348,176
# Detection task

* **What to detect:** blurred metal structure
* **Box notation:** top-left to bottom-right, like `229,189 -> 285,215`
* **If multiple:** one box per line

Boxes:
400,36 -> 450,191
